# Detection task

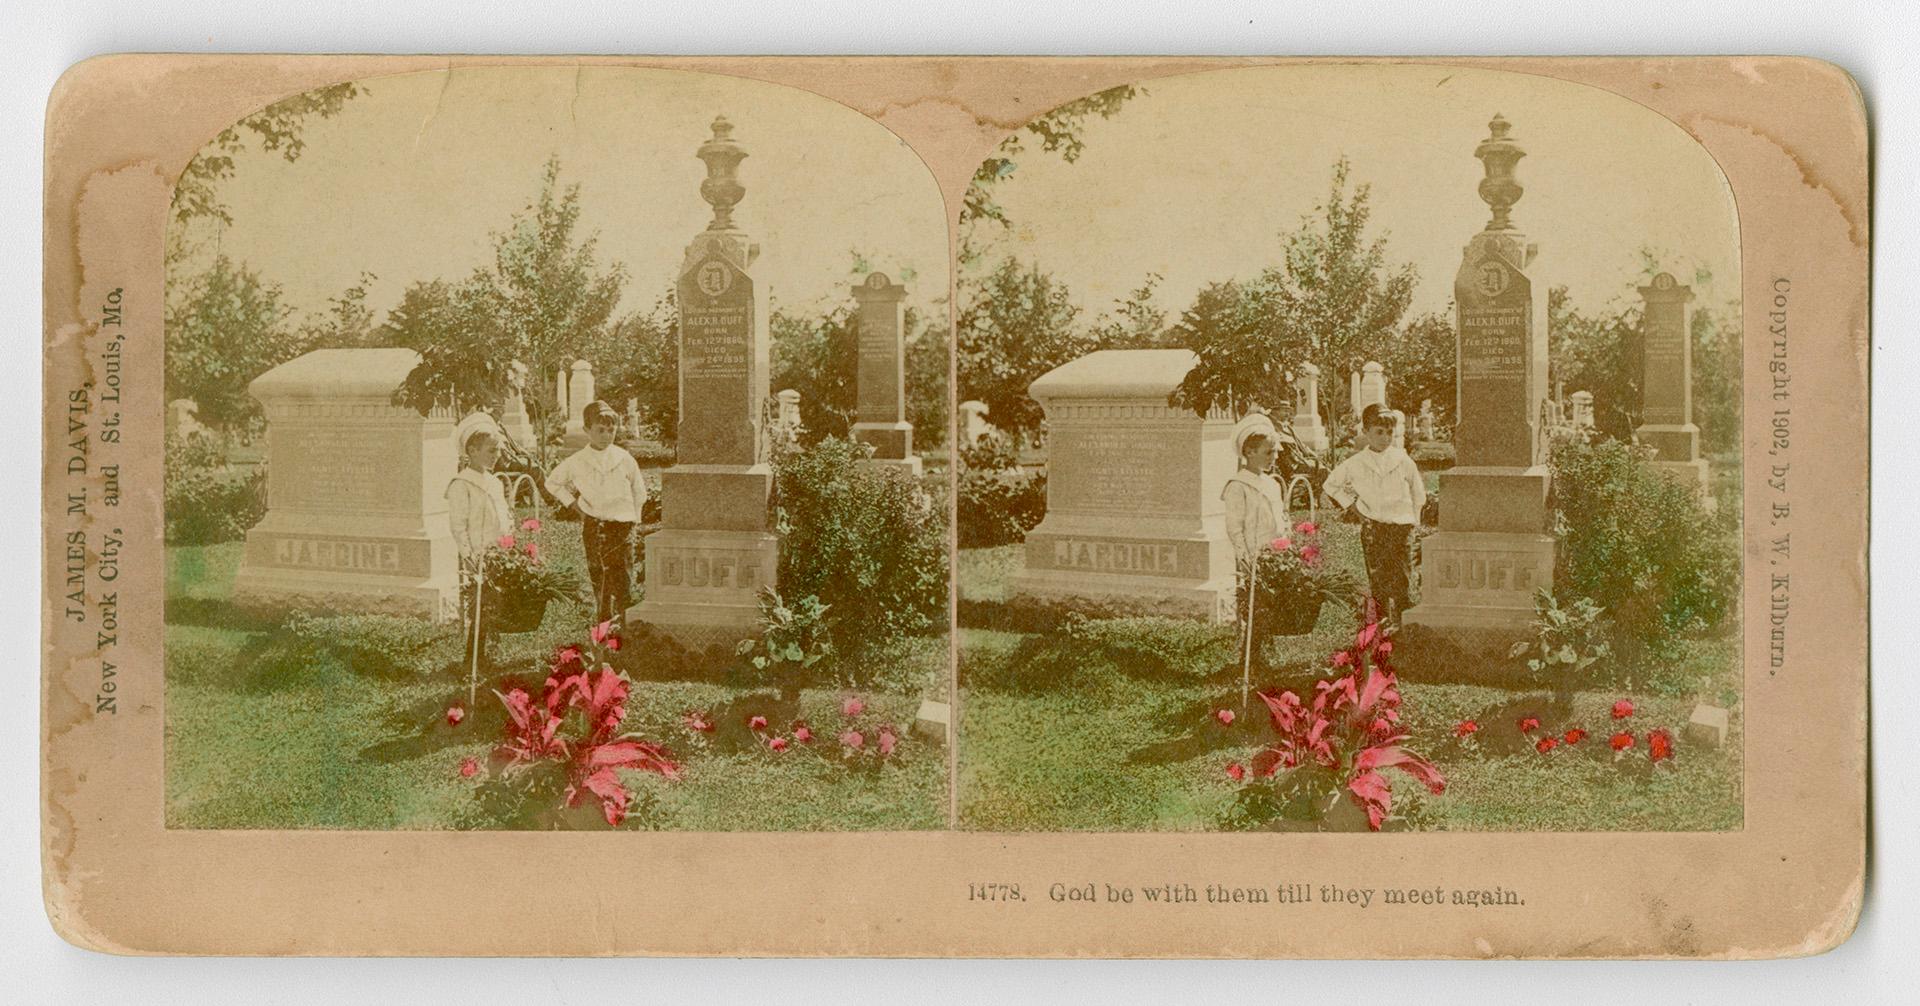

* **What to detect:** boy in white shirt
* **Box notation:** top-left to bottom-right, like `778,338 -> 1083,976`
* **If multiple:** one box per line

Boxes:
545,401 -> 649,625
1323,404 -> 1426,624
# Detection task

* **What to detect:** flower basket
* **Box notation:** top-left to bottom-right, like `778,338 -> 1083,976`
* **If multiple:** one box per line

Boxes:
1268,596 -> 1324,636
476,525 -> 575,636
491,589 -> 550,634
1241,524 -> 1356,639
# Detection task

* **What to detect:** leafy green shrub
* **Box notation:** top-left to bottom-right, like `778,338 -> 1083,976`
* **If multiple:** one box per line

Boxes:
1549,437 -> 1738,657
774,437 -> 949,670
956,467 -> 1048,547
738,589 -> 835,701
164,435 -> 267,544
958,429 -> 1021,471
1508,589 -> 1612,701
282,611 -> 458,677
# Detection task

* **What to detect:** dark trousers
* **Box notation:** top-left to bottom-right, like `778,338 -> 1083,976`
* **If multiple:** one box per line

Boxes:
1359,518 -> 1415,621
581,515 -> 636,625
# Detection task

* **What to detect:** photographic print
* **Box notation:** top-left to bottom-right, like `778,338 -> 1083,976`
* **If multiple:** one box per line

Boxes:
954,64 -> 1744,833
159,66 -> 953,831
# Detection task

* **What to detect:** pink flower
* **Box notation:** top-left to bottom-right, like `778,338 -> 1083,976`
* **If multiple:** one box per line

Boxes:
1455,719 -> 1479,738
1215,709 -> 1235,726
1295,521 -> 1318,534
1612,699 -> 1635,720
1563,728 -> 1587,745
1376,640 -> 1394,657
1536,736 -> 1559,754
521,517 -> 541,532
555,645 -> 583,667
496,534 -> 517,550
1610,731 -> 1635,752
604,634 -> 621,652
590,620 -> 617,645
793,724 -> 814,744
748,715 -> 768,732
446,704 -> 465,727
1518,716 -> 1541,734
682,711 -> 714,733
768,736 -> 789,752
840,730 -> 865,750
1331,651 -> 1353,667
1648,729 -> 1675,763
459,757 -> 479,779
1226,762 -> 1246,782
522,542 -> 540,561
842,696 -> 865,718
1299,545 -> 1321,565
878,727 -> 898,756
1270,537 -> 1293,552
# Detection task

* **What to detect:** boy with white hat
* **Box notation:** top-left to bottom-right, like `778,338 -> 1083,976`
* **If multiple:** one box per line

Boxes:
1222,411 -> 1290,563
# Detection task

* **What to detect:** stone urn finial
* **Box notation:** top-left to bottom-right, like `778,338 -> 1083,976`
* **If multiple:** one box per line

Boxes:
697,115 -> 748,232
1474,113 -> 1527,232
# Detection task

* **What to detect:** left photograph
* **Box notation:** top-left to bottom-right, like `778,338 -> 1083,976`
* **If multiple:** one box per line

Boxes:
162,66 -> 953,830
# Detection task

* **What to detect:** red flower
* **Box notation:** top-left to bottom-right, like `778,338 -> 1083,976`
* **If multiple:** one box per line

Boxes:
840,730 -> 865,750
603,634 -> 621,652
768,736 -> 789,752
1331,651 -> 1353,667
1648,729 -> 1675,763
1216,709 -> 1235,726
1536,736 -> 1559,754
842,696 -> 865,718
459,757 -> 479,778
1454,719 -> 1480,738
748,715 -> 768,732
1225,762 -> 1246,782
1518,716 -> 1541,734
1299,545 -> 1322,565
1612,699 -> 1635,720
521,517 -> 541,532
878,727 -> 899,756
555,645 -> 583,668
1610,731 -> 1634,752
1376,640 -> 1394,658
522,542 -> 540,561
793,723 -> 814,743
1563,728 -> 1587,745
446,703 -> 466,727
1295,520 -> 1318,534
1270,537 -> 1293,552
497,534 -> 517,550
682,711 -> 714,733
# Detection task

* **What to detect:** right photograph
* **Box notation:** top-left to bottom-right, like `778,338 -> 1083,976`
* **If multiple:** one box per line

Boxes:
953,64 -> 1744,832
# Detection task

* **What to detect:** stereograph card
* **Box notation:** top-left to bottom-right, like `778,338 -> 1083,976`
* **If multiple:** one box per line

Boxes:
40,55 -> 1867,957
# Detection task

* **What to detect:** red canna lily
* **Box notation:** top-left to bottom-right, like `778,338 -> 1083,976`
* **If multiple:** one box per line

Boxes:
748,715 -> 768,732
446,703 -> 466,727
1455,719 -> 1480,738
1610,731 -> 1634,752
1518,716 -> 1541,734
590,620 -> 617,645
1563,728 -> 1587,745
1216,709 -> 1235,726
842,696 -> 865,718
1612,699 -> 1635,720
1226,762 -> 1246,782
1376,640 -> 1394,658
1347,771 -> 1393,831
1330,650 -> 1353,667
1648,729 -> 1675,763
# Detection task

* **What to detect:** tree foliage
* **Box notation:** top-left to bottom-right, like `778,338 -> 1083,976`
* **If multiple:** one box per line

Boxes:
955,257 -> 1091,436
171,82 -> 363,227
1373,310 -> 1458,429
960,85 -> 1140,263
163,255 -> 299,432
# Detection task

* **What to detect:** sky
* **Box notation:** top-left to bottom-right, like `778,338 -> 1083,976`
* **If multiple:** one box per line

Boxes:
180,65 -> 950,325
967,63 -> 1742,323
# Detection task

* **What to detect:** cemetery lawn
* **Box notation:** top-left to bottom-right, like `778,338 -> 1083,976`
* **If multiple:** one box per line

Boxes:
956,541 -> 1743,832
164,523 -> 948,832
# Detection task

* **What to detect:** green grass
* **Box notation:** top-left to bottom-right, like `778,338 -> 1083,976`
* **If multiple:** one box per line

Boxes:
164,519 -> 948,831
956,539 -> 1743,833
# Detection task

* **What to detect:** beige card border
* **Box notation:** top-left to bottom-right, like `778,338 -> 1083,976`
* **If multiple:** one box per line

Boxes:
42,54 -> 1867,957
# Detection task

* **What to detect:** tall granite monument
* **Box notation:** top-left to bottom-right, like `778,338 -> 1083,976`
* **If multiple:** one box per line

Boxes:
851,271 -> 922,474
1403,115 -> 1555,633
1291,362 -> 1329,453
630,116 -> 778,647
232,348 -> 460,619
1637,272 -> 1711,491
1009,349 -> 1237,622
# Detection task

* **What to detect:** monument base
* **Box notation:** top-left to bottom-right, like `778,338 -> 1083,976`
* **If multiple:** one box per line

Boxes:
1435,465 -> 1550,532
628,527 -> 778,650
1009,566 -> 1236,623
862,456 -> 924,477
1402,530 -> 1556,632
852,420 -> 915,460
1653,457 -> 1714,509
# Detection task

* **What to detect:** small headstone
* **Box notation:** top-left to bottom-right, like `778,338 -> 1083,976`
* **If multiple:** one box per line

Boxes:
232,348 -> 459,620
913,698 -> 951,745
1291,362 -> 1329,452
500,360 -> 536,449
1637,272 -> 1712,494
775,388 -> 803,444
562,359 -> 595,448
959,400 -> 994,446
850,272 -> 922,476
1569,390 -> 1595,429
1009,349 -> 1236,622
1417,399 -> 1437,441
1684,703 -> 1730,749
